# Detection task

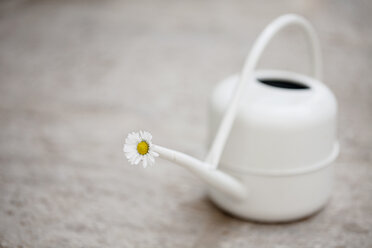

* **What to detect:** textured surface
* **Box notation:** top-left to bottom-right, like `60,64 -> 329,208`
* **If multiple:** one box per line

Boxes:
0,0 -> 371,247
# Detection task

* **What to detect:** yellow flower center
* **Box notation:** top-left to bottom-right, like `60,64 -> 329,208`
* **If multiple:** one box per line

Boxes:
137,141 -> 149,155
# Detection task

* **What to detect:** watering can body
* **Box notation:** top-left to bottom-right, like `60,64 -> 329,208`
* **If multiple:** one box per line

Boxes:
148,14 -> 339,223
207,70 -> 338,222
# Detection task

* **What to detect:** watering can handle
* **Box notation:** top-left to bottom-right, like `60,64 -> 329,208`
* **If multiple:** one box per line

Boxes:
206,14 -> 322,168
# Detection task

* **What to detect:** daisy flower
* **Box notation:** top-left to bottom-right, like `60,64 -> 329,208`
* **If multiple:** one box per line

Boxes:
123,131 -> 159,168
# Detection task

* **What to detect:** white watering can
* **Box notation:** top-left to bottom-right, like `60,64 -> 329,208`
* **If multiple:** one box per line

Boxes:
124,14 -> 339,222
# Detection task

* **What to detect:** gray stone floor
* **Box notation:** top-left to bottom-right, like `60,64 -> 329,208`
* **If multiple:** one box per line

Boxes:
0,0 -> 371,247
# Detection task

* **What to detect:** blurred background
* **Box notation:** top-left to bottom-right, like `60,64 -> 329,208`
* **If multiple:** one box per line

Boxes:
0,0 -> 371,247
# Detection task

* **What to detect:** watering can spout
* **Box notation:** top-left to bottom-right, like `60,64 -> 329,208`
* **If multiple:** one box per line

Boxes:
153,145 -> 247,200
123,131 -> 246,200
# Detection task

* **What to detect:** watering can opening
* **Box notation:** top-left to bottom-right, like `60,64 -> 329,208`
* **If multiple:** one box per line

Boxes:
258,78 -> 310,90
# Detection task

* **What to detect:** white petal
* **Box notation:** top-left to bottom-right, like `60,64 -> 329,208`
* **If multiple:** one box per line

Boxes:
147,153 -> 155,165
123,145 -> 136,152
129,154 -> 140,164
147,158 -> 154,166
142,131 -> 152,142
124,152 -> 131,159
130,132 -> 141,142
150,150 -> 159,157
125,152 -> 136,160
125,139 -> 137,146
127,157 -> 135,165
148,154 -> 155,163
134,156 -> 142,165
125,132 -> 140,145
131,156 -> 138,164
127,132 -> 136,140
142,158 -> 148,168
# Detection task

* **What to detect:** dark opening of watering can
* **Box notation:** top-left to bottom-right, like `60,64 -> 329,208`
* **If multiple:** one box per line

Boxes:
258,78 -> 310,90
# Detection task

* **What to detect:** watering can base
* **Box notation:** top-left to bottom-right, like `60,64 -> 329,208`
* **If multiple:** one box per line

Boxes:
209,196 -> 329,223
206,162 -> 335,223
